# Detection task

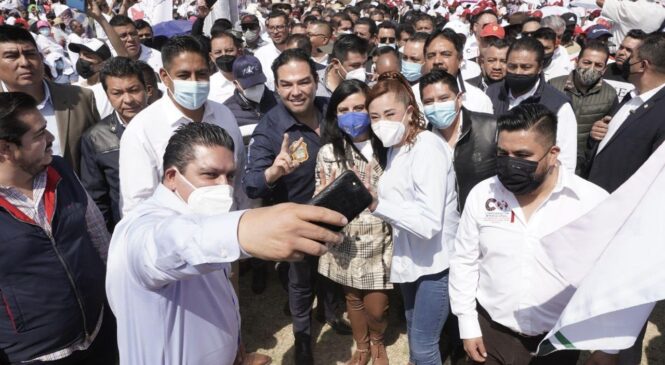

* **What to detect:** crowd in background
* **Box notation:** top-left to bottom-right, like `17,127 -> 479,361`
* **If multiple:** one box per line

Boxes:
0,0 -> 664,364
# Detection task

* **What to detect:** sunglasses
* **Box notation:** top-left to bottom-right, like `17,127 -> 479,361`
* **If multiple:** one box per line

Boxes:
241,24 -> 259,31
379,37 -> 396,43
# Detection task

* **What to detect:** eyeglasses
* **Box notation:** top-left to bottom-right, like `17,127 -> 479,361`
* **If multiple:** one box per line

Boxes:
379,37 -> 396,43
267,25 -> 286,32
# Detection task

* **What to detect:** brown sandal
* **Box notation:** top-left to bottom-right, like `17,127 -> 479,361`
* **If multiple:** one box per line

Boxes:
370,340 -> 388,365
345,347 -> 371,365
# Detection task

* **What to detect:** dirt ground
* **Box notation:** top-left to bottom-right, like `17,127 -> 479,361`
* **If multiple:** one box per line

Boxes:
239,272 -> 665,365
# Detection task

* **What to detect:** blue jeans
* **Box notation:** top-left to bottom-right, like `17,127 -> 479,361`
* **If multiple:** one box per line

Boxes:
399,269 -> 450,365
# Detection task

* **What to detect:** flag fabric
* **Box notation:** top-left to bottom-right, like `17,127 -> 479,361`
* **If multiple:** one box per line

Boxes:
536,143 -> 665,355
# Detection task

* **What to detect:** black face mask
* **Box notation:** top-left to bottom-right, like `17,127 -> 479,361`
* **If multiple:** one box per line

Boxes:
496,153 -> 549,195
505,72 -> 539,95
215,55 -> 236,73
621,56 -> 641,81
542,52 -> 554,68
141,37 -> 154,48
76,58 -> 95,79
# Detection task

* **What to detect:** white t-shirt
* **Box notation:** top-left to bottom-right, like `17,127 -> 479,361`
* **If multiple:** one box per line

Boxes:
208,72 -> 236,104
601,0 -> 665,44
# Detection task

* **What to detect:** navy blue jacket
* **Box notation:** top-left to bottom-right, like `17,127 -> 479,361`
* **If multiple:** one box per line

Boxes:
0,157 -> 107,363
223,88 -> 277,130
243,97 -> 329,204
80,113 -> 125,232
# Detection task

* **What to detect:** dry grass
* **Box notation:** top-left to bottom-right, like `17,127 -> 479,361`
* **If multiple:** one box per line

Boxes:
239,272 -> 665,365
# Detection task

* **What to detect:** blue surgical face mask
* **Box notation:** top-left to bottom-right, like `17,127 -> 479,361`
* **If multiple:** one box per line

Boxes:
337,112 -> 371,139
424,100 -> 458,129
165,71 -> 210,110
401,60 -> 422,82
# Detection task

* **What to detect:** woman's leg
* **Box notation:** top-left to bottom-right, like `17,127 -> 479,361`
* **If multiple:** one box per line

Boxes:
407,270 -> 451,365
344,287 -> 370,364
364,290 -> 390,365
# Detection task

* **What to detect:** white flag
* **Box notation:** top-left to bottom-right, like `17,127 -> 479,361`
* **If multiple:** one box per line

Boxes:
537,142 -> 665,355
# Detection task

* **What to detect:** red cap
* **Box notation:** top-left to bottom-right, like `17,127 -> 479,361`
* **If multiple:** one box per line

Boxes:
479,23 -> 505,39
531,10 -> 543,18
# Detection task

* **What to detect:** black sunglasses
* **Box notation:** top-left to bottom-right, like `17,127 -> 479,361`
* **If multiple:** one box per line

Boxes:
241,23 -> 259,31
379,37 -> 396,43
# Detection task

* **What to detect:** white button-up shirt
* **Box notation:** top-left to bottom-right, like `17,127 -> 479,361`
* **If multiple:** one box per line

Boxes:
373,131 -> 460,283
597,82 -> 665,153
543,46 -> 572,81
106,184 -> 246,365
508,79 -> 578,173
208,71 -> 236,104
254,42 -> 281,91
138,44 -> 163,73
450,166 -> 608,338
36,81 -> 61,156
119,95 -> 246,215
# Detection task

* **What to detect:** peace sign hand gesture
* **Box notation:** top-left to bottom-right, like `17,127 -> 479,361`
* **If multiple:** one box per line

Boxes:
265,134 -> 303,185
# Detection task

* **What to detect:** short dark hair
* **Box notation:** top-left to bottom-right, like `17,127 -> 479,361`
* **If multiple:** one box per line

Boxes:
100,57 -> 146,92
333,12 -> 353,29
533,27 -> 557,43
0,25 -> 38,48
375,45 -> 400,59
637,32 -> 665,74
419,69 -> 460,96
378,21 -> 396,33
286,33 -> 312,57
332,33 -> 368,62
109,15 -> 135,27
210,29 -> 243,49
579,39 -> 610,63
508,36 -> 545,65
625,29 -> 648,41
211,18 -> 233,34
425,29 -> 464,60
471,9 -> 498,26
162,122 -> 235,175
354,17 -> 377,36
0,92 -> 37,146
486,37 -> 510,49
497,103 -> 557,146
161,35 -> 207,70
134,19 -> 152,31
409,31 -> 430,44
309,19 -> 333,36
397,23 -> 415,40
415,13 -> 434,27
271,48 -> 318,84
266,11 -> 289,24
136,60 -> 158,89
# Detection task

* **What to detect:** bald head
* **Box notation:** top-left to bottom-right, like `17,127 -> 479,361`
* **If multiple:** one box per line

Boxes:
374,48 -> 401,75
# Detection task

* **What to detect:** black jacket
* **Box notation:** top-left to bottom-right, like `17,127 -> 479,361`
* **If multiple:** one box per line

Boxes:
223,88 -> 277,143
80,113 -> 125,232
453,108 -> 498,211
485,75 -> 571,117
586,85 -> 665,192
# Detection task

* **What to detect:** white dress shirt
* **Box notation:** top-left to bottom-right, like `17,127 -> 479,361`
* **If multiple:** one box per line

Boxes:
138,44 -> 163,73
508,79 -> 577,173
75,80 -> 113,119
106,184 -> 246,365
601,0 -> 665,44
598,83 -> 665,153
543,46 -> 572,81
37,82 -> 61,156
412,79 -> 494,115
450,166 -> 608,339
119,95 -> 247,215
254,42 -> 281,91
208,72 -> 236,104
373,131 -> 460,283
460,59 -> 482,81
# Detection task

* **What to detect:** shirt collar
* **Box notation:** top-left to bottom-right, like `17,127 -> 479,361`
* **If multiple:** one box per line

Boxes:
1,80 -> 52,108
152,183 -> 192,214
636,82 -> 665,103
550,163 -> 581,199
160,94 -> 215,126
508,78 -> 540,103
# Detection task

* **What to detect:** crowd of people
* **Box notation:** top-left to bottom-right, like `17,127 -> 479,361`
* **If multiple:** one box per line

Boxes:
0,0 -> 664,364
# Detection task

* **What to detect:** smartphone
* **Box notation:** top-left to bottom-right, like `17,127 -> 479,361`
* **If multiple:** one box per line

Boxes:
308,170 -> 373,232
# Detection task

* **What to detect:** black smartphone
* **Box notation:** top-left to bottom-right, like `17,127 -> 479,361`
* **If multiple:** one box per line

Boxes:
308,170 -> 373,232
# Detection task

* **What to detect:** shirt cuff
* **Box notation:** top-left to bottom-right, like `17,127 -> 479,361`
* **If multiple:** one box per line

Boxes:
235,210 -> 252,260
199,210 -> 247,263
458,312 -> 483,339
372,199 -> 398,225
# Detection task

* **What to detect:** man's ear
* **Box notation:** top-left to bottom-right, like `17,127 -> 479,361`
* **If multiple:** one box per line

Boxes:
163,167 -> 178,191
0,140 -> 16,162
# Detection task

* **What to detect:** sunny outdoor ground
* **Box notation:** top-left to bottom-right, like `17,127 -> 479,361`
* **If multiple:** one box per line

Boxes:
239,270 -> 665,365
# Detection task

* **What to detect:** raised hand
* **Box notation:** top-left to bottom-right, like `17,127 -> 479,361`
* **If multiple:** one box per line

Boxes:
265,134 -> 303,185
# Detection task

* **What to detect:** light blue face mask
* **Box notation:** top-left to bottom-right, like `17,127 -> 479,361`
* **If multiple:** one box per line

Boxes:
401,60 -> 422,82
165,72 -> 210,110
424,100 -> 458,129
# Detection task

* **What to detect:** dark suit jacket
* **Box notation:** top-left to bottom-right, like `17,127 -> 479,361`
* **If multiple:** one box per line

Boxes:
1,80 -> 100,173
587,85 -> 665,193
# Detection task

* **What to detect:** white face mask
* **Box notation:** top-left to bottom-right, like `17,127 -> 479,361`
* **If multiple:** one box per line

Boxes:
243,83 -> 265,103
341,64 -> 367,82
177,171 -> 234,215
371,108 -> 409,147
